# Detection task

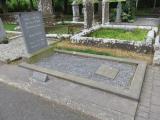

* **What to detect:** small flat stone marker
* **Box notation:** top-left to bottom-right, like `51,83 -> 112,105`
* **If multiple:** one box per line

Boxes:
30,71 -> 48,82
96,65 -> 119,79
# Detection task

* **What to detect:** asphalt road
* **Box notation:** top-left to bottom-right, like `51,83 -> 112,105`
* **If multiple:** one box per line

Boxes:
0,82 -> 94,120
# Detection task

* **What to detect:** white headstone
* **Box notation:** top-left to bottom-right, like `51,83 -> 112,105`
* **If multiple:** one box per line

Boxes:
102,1 -> 109,24
72,1 -> 80,22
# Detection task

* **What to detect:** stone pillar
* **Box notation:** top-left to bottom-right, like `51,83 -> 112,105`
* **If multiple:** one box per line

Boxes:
83,0 -> 94,29
72,1 -> 80,22
102,0 -> 109,25
38,0 -> 53,15
115,2 -> 122,23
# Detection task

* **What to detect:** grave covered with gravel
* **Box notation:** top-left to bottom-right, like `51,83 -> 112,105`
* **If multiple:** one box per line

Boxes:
35,52 -> 137,88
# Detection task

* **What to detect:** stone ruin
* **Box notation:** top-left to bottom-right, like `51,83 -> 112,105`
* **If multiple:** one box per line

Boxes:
72,0 -> 125,29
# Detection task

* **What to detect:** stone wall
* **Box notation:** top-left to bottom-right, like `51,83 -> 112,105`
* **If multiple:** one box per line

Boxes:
153,35 -> 160,65
71,24 -> 158,54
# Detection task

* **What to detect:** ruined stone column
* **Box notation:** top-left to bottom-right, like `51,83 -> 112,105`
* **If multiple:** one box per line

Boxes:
72,1 -> 80,22
83,0 -> 94,29
38,0 -> 53,15
115,2 -> 122,23
102,0 -> 109,25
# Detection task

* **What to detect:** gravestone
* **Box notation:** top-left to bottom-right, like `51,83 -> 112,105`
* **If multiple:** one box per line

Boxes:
72,1 -> 80,22
19,12 -> 48,54
30,71 -> 48,82
102,0 -> 126,24
115,2 -> 122,23
102,0 -> 109,24
0,18 -> 6,42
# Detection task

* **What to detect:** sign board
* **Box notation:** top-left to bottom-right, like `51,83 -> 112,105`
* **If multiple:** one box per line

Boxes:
107,0 -> 126,2
19,12 -> 48,54
0,18 -> 6,42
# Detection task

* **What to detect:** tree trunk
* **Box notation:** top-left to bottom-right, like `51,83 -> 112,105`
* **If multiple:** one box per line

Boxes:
0,0 -> 7,13
83,0 -> 94,29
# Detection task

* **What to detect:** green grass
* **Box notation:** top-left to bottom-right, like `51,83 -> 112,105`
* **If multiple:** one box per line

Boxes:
88,28 -> 148,41
4,23 -> 17,31
46,24 -> 82,34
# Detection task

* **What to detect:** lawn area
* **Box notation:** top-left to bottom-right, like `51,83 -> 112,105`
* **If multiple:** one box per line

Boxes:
88,28 -> 148,41
4,23 -> 17,31
46,24 -> 82,34
54,40 -> 153,64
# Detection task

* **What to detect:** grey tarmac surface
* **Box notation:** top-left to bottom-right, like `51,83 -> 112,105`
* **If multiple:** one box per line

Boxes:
0,82 -> 95,120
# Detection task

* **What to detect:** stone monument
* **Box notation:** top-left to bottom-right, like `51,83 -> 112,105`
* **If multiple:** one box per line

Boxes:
0,18 -> 6,43
102,0 -> 109,25
115,2 -> 122,23
19,12 -> 48,54
102,0 -> 126,24
72,1 -> 80,22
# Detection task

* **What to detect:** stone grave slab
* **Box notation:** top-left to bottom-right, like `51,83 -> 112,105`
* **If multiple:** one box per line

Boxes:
0,18 -> 6,42
19,50 -> 147,101
30,71 -> 48,82
96,65 -> 119,79
18,12 -> 48,54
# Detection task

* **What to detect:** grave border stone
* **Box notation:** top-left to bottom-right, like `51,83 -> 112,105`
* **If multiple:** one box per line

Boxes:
19,49 -> 147,101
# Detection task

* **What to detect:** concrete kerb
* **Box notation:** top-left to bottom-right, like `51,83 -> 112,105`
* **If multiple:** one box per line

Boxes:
19,49 -> 147,101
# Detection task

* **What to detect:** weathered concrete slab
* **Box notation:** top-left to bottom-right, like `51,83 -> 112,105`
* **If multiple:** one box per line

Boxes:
96,65 -> 119,79
0,64 -> 137,120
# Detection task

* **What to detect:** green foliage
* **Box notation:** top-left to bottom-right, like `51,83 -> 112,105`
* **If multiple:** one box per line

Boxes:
122,0 -> 136,21
88,28 -> 148,41
6,0 -> 37,12
110,8 -> 117,21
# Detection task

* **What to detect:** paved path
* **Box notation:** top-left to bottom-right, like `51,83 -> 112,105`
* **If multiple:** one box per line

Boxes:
0,62 -> 159,120
135,66 -> 160,120
0,82 -> 94,120
111,17 -> 160,27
